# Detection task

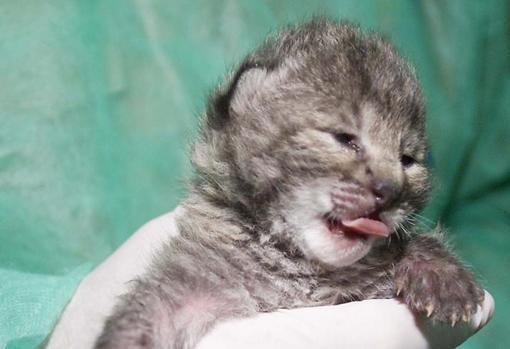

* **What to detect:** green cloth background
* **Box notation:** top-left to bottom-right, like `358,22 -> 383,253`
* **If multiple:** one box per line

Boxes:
0,1 -> 508,348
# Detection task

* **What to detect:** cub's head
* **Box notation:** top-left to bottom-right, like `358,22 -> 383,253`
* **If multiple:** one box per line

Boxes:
193,19 -> 430,268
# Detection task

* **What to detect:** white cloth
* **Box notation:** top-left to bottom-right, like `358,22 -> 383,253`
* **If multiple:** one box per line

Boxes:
46,207 -> 494,349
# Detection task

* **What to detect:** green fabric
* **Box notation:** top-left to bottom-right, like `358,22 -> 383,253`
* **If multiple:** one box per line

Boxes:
0,1 -> 508,348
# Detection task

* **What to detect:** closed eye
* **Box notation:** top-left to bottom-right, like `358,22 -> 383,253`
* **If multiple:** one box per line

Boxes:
333,132 -> 361,152
401,154 -> 417,167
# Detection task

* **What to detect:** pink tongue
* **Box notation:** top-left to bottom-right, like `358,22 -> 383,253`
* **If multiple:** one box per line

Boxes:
341,218 -> 390,237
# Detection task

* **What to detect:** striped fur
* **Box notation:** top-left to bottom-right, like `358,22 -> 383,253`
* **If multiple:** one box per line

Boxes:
95,18 -> 483,349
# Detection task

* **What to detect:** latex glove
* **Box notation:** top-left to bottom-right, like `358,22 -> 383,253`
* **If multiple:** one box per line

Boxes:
197,291 -> 494,349
46,208 -> 494,349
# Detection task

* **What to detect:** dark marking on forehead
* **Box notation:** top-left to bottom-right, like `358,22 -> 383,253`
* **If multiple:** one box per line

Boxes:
194,18 -> 429,212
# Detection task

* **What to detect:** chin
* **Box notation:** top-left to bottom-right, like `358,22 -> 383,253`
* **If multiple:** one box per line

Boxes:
298,219 -> 375,268
278,178 -> 389,269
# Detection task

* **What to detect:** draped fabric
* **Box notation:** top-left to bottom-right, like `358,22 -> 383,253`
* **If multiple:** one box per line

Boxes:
0,1 -> 508,348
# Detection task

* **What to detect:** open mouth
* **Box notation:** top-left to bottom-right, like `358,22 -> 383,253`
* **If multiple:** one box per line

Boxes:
324,213 -> 390,239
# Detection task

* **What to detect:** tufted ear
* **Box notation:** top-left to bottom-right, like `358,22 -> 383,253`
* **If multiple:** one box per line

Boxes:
207,59 -> 277,129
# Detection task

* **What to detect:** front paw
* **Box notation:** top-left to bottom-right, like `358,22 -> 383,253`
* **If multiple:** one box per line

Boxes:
395,259 -> 484,325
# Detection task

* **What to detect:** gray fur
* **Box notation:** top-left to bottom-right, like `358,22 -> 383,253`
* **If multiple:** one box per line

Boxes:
95,18 -> 483,349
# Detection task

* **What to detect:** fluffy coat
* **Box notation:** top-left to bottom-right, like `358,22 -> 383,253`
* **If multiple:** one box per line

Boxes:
95,19 -> 483,349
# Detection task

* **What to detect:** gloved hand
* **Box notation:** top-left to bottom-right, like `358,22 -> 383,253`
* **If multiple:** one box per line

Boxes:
46,208 -> 494,349
197,290 -> 493,349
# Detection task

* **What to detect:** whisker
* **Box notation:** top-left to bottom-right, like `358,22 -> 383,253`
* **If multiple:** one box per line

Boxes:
413,213 -> 436,226
408,213 -> 435,230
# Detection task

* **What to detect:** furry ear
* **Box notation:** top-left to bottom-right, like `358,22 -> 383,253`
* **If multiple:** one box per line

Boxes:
207,59 -> 277,129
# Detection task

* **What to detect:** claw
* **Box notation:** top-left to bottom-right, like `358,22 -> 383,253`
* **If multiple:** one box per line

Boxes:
396,286 -> 403,296
462,313 -> 470,322
425,304 -> 434,317
450,313 -> 459,327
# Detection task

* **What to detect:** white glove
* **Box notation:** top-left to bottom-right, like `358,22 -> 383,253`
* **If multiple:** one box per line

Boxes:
197,290 -> 494,349
47,208 -> 494,349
